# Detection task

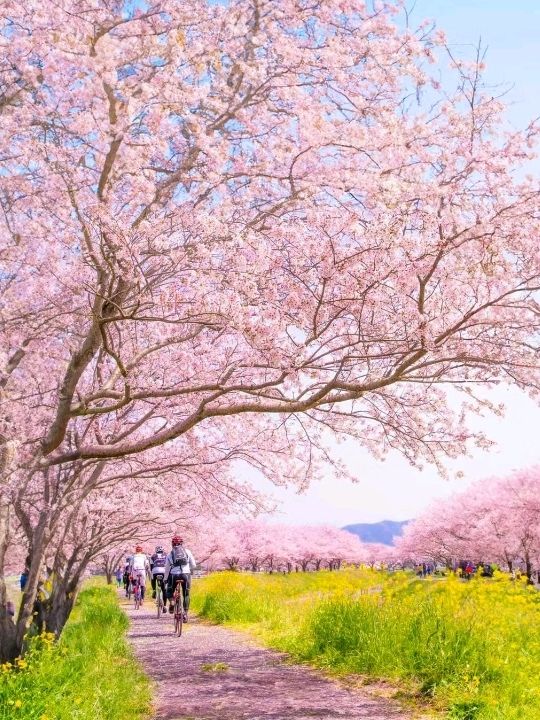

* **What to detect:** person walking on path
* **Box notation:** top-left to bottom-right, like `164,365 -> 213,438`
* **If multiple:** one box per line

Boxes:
115,567 -> 123,587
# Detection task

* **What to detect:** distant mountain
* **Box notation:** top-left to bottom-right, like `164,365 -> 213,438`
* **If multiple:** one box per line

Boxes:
343,519 -> 410,546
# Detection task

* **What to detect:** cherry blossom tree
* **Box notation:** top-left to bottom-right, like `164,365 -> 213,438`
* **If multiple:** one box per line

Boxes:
397,467 -> 540,581
395,502 -> 467,568
234,521 -> 271,572
215,521 -> 365,572
2,0 -> 540,658
189,526 -> 228,572
98,548 -> 126,585
302,525 -> 362,570
7,457 -> 262,648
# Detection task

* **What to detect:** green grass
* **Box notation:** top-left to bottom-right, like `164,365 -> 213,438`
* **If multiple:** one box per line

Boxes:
0,582 -> 152,720
200,662 -> 229,672
191,569 -> 540,719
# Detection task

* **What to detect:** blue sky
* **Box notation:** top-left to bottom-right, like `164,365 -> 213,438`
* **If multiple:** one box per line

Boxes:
249,2 -> 540,527
415,0 -> 540,130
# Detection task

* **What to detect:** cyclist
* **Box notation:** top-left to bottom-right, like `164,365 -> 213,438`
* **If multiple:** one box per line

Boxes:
150,545 -> 168,603
164,535 -> 197,621
122,555 -> 132,597
129,545 -> 150,603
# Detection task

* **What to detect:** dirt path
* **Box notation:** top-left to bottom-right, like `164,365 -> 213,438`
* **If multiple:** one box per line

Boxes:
124,594 -> 411,720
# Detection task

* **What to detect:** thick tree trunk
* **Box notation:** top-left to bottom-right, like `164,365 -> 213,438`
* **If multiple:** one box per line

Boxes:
44,577 -> 81,637
525,554 -> 533,585
15,516 -> 48,652
0,503 -> 18,662
0,599 -> 17,662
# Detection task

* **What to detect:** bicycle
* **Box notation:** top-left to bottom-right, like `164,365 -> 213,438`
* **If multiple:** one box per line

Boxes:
172,578 -> 184,636
133,578 -> 142,610
155,574 -> 165,618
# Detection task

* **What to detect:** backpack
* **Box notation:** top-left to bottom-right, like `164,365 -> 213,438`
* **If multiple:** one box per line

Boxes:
172,545 -> 189,568
152,552 -> 166,569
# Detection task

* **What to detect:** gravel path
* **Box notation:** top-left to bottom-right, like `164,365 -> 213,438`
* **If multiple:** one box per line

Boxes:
123,594 -> 411,720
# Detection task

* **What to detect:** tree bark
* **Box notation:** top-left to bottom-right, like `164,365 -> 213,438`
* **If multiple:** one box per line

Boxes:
525,553 -> 533,585
15,515 -> 48,652
0,503 -> 17,662
44,574 -> 82,637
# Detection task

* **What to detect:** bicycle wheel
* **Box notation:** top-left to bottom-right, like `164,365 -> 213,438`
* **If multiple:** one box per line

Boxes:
174,585 -> 184,637
156,586 -> 162,618
134,585 -> 141,610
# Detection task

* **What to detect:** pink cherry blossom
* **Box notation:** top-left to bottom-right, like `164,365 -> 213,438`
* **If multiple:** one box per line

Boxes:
1,1 -> 540,660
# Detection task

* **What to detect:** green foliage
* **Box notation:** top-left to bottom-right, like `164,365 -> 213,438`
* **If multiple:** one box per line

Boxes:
0,583 -> 151,720
192,569 -> 540,719
200,662 -> 229,672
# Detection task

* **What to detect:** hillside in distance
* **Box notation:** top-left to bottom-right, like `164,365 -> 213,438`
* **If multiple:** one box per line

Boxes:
343,519 -> 410,546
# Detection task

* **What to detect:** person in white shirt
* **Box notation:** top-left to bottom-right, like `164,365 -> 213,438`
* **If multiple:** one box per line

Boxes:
129,545 -> 150,602
163,535 -> 197,621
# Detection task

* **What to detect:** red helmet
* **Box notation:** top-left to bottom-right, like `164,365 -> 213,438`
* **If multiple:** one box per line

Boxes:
171,535 -> 183,546
135,544 -> 143,552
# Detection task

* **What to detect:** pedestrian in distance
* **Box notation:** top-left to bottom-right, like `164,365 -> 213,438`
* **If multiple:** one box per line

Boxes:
115,567 -> 123,587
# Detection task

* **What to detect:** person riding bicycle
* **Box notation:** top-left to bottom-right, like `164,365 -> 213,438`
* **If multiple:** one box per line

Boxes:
123,555 -> 132,596
164,535 -> 196,621
150,545 -> 168,604
129,545 -> 150,602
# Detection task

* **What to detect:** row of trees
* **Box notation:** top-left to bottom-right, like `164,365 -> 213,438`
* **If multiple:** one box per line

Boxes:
396,467 -> 540,581
182,467 -> 540,577
191,521 -> 394,572
1,0 -> 540,661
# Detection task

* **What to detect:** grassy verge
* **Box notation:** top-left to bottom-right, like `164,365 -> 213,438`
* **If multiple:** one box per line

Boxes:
0,581 -> 152,720
191,569 -> 540,720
